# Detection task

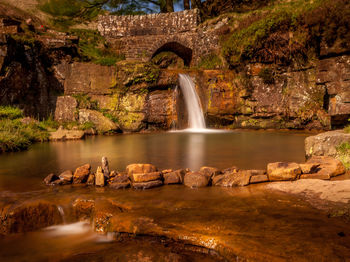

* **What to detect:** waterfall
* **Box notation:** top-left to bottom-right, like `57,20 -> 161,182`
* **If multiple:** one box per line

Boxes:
57,205 -> 66,224
178,74 -> 206,130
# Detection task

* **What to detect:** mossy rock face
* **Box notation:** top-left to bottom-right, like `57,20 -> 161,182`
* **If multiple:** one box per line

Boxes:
78,109 -> 119,133
116,112 -> 145,132
119,93 -> 147,112
116,61 -> 160,89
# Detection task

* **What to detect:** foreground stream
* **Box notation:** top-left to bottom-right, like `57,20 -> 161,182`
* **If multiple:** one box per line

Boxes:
2,131 -> 350,261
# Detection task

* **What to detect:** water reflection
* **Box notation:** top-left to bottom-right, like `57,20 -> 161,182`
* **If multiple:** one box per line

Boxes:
187,133 -> 205,170
0,131 -> 310,192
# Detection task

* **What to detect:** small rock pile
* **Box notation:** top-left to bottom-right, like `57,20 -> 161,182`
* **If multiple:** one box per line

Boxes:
44,155 -> 347,189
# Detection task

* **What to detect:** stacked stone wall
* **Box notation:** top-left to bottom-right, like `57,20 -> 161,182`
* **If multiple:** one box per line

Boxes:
97,9 -> 219,65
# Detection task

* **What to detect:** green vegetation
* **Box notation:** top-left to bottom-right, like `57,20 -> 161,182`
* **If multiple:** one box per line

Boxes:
336,142 -> 350,170
344,125 -> 350,134
72,93 -> 99,110
197,53 -> 224,69
0,106 -> 23,120
0,107 -> 50,152
71,29 -> 125,66
221,0 -> 350,67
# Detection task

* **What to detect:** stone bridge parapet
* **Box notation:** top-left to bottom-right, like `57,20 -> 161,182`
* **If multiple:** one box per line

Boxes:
97,9 -> 218,65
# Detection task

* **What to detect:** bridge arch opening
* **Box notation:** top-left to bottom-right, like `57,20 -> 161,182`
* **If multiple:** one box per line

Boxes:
151,42 -> 193,67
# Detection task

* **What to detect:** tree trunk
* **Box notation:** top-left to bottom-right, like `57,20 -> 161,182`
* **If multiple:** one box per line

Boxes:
166,0 -> 174,12
184,0 -> 190,10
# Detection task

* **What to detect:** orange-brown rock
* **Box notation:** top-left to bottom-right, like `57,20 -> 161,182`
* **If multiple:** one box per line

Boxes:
299,163 -> 320,174
163,169 -> 185,184
87,173 -> 95,185
267,162 -> 301,181
301,156 -> 346,180
95,166 -> 105,187
184,172 -> 210,188
250,174 -> 269,184
43,173 -> 59,185
199,166 -> 221,178
126,164 -> 158,176
59,170 -> 73,184
131,172 -> 162,183
133,180 -> 163,190
0,201 -> 62,235
212,170 -> 251,187
73,164 -> 91,184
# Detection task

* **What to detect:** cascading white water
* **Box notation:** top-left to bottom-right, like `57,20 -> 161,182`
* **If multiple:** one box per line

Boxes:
178,74 -> 206,130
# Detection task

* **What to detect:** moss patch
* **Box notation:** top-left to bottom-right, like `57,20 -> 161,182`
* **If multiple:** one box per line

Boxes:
336,142 -> 350,170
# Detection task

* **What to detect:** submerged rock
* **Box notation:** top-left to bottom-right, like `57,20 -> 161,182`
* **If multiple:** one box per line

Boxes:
73,164 -> 91,184
163,169 -> 185,184
126,163 -> 158,176
267,162 -> 302,181
184,172 -> 210,188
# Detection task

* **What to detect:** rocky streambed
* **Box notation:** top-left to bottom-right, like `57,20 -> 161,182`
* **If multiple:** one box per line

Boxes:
1,152 -> 350,261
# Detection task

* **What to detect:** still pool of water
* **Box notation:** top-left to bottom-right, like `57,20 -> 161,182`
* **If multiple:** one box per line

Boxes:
0,130 -> 310,192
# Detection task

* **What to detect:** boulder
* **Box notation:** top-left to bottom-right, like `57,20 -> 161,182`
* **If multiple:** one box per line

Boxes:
133,180 -> 163,190
58,170 -> 73,185
300,156 -> 346,180
163,169 -> 186,184
305,130 -> 350,159
87,173 -> 95,185
95,166 -> 105,187
299,163 -> 320,174
199,166 -> 221,178
54,96 -> 78,122
109,174 -> 130,189
126,163 -> 157,176
247,170 -> 268,184
44,173 -> 59,185
49,127 -> 85,141
213,170 -> 251,187
131,172 -> 161,183
79,109 -> 119,133
73,164 -> 91,184
109,170 -> 117,179
250,174 -> 269,184
184,172 -> 210,188
267,162 -> 301,181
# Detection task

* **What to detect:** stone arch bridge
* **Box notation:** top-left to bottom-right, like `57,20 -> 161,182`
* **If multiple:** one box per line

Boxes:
97,9 -> 218,66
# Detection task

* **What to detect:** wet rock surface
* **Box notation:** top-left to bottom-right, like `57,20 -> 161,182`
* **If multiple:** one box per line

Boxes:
73,164 -> 91,184
267,162 -> 302,181
184,172 -> 210,188
2,186 -> 350,261
49,127 -> 85,141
